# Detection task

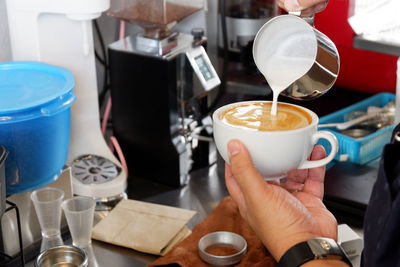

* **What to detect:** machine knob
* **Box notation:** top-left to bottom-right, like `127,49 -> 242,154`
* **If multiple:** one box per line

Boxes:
191,28 -> 204,42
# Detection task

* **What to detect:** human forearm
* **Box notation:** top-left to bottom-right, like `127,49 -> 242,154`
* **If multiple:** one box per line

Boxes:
226,142 -> 339,260
302,259 -> 350,267
278,0 -> 328,15
269,232 -> 318,260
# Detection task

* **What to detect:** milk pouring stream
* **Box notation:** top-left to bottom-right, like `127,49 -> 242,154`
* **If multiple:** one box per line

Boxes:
253,20 -> 317,115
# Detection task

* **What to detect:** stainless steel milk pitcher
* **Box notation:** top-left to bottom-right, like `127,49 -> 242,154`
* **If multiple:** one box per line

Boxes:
253,3 -> 339,101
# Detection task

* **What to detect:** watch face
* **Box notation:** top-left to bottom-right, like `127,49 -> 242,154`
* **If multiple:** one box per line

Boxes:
307,238 -> 340,257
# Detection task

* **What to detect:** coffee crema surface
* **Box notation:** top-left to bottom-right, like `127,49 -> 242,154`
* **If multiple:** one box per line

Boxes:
221,103 -> 312,131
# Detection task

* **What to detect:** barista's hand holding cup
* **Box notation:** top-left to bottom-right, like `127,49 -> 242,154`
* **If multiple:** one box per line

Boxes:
213,101 -> 338,180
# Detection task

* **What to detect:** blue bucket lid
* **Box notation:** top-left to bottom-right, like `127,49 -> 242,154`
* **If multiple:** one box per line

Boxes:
0,62 -> 75,122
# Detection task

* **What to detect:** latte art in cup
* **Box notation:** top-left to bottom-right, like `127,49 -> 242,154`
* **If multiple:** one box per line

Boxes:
213,101 -> 338,179
221,102 -> 312,131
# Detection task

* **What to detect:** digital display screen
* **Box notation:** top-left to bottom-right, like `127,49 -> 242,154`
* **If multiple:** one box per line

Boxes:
195,55 -> 214,81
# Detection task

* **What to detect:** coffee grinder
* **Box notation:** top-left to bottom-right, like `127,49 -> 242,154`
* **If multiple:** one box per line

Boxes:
108,0 -> 221,187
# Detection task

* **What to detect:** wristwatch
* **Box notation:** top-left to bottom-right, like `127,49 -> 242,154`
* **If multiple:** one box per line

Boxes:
278,237 -> 352,267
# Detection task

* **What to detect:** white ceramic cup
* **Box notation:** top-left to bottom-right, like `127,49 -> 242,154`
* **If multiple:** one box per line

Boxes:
213,101 -> 338,179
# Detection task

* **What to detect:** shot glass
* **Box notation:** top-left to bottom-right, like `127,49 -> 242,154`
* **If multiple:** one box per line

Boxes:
62,196 -> 96,248
31,187 -> 65,251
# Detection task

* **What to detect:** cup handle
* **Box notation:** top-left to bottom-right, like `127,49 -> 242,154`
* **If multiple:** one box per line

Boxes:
298,131 -> 338,170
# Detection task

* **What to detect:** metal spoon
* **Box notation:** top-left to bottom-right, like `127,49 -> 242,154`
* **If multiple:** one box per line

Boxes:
319,101 -> 395,130
319,112 -> 382,130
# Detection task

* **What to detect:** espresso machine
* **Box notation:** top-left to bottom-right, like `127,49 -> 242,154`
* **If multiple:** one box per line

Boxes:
108,0 -> 221,187
218,0 -> 277,65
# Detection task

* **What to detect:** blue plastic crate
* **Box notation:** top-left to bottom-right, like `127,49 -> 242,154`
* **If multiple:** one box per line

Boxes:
318,93 -> 395,165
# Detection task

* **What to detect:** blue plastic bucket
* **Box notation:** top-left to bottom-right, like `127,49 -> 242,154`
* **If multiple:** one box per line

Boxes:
0,62 -> 75,195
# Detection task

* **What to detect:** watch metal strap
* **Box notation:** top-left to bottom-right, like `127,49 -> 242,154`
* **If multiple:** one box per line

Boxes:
278,238 -> 352,267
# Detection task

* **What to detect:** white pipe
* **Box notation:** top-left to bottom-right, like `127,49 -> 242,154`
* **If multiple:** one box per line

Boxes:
81,20 -> 90,56
395,57 -> 400,124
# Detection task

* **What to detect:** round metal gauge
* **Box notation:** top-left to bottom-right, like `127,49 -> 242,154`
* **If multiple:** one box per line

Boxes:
72,154 -> 121,185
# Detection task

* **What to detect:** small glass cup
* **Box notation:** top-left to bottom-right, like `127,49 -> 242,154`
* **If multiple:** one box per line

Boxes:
31,187 -> 65,251
62,196 -> 96,248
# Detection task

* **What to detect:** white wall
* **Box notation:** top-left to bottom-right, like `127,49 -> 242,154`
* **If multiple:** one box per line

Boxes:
0,0 -> 12,62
